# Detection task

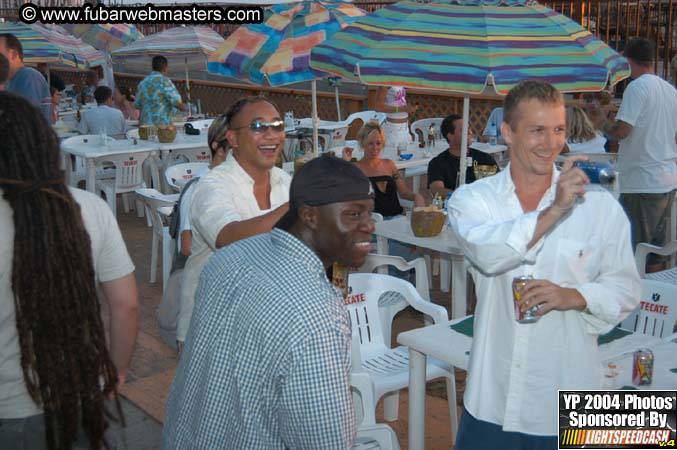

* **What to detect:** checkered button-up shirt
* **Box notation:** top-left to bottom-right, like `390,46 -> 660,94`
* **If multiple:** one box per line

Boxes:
163,229 -> 356,449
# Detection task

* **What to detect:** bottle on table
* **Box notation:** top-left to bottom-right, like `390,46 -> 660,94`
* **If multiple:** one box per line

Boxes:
427,124 -> 436,148
489,121 -> 498,146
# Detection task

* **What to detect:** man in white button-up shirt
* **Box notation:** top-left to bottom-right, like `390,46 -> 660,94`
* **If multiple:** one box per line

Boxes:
178,97 -> 291,346
449,80 -> 640,449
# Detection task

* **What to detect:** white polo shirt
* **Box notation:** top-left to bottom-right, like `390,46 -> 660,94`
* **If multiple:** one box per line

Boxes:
178,154 -> 291,342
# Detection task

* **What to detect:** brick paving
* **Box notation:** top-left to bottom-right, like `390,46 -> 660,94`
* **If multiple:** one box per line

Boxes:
113,205 -> 467,449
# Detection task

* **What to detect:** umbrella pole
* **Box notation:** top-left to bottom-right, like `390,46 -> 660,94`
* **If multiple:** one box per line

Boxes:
184,57 -> 191,116
312,79 -> 319,156
458,95 -> 470,186
335,85 -> 341,121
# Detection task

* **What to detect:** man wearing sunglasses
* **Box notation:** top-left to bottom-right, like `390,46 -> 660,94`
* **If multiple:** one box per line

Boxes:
176,97 -> 291,347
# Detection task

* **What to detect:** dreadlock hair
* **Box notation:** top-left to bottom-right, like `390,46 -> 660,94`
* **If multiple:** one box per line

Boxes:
0,92 -> 122,450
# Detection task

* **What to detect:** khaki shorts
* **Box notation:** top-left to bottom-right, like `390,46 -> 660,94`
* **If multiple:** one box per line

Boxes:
620,190 -> 675,263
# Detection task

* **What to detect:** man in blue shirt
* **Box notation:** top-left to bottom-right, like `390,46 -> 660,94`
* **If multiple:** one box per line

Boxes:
164,155 -> 375,449
0,34 -> 51,121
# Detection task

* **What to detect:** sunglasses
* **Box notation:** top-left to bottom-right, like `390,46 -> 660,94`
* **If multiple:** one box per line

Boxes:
232,119 -> 285,133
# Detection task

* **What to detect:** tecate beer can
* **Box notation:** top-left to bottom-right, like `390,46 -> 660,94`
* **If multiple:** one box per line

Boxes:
513,275 -> 539,324
573,161 -> 615,184
332,262 -> 350,299
632,349 -> 654,386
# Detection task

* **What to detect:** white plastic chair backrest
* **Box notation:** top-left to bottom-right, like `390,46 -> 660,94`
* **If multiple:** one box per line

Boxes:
635,241 -> 677,278
126,129 -> 140,140
164,162 -> 209,191
410,118 -> 444,145
97,151 -> 150,189
620,279 -> 677,338
359,254 -> 430,301
135,188 -> 179,233
347,273 -> 423,363
345,111 -> 381,129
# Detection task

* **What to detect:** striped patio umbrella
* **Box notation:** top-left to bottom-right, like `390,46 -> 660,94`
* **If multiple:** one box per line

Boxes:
207,1 -> 365,86
111,26 -> 223,74
61,23 -> 143,90
207,1 -> 366,154
61,23 -> 143,53
112,26 -> 224,110
0,22 -> 104,68
310,0 -> 630,183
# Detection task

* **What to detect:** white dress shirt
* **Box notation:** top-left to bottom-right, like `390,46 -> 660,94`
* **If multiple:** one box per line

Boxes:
78,104 -> 126,135
448,165 -> 640,436
178,153 -> 291,342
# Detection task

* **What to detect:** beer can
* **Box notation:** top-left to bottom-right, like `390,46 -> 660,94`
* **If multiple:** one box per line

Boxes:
513,275 -> 539,324
632,349 -> 654,386
332,262 -> 350,298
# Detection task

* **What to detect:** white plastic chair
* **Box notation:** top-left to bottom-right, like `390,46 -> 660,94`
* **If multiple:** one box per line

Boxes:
164,162 -> 210,192
344,110 -> 383,129
635,241 -> 677,283
410,118 -> 444,146
347,273 -> 457,439
351,372 -> 401,450
619,279 -> 677,338
358,253 -> 430,347
95,151 -> 152,217
135,188 -> 179,290
60,134 -> 116,188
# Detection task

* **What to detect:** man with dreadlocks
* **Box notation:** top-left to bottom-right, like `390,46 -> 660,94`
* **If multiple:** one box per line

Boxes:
0,92 -> 139,449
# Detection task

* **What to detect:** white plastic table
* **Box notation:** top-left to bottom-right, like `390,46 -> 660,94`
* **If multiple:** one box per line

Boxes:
397,318 -> 677,450
373,215 -> 467,319
60,138 -> 157,192
155,133 -> 210,162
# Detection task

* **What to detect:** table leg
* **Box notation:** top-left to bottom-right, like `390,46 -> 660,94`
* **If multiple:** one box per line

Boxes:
413,174 -> 421,195
408,348 -> 427,450
450,255 -> 467,319
86,159 -> 96,193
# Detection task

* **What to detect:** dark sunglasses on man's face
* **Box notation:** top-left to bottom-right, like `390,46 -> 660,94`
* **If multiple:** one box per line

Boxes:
232,119 -> 285,133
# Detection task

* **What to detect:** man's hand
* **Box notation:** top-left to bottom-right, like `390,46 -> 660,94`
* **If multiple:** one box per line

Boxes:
519,279 -> 587,316
341,146 -> 354,161
553,154 -> 591,211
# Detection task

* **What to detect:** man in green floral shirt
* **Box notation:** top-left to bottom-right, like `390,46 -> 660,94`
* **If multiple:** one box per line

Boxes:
135,55 -> 185,126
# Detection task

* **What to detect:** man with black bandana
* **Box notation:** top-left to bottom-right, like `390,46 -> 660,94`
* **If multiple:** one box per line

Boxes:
165,155 -> 375,449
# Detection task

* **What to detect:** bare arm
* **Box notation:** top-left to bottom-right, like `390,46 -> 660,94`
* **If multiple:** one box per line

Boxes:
392,163 -> 425,206
215,202 -> 289,248
602,119 -> 633,141
429,180 -> 453,198
180,230 -> 192,257
100,272 -> 139,389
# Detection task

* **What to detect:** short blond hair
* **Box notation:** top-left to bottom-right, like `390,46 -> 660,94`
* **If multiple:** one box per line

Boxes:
503,80 -> 563,129
566,106 -> 596,143
356,120 -> 385,148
